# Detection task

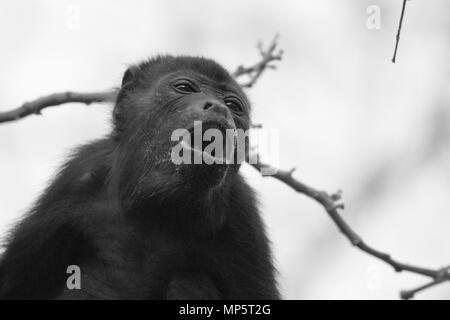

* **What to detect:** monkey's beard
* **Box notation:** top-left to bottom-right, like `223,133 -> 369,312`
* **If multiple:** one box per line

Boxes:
175,140 -> 234,192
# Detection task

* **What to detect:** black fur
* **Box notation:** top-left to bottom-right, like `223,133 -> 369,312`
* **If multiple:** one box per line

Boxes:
0,56 -> 280,299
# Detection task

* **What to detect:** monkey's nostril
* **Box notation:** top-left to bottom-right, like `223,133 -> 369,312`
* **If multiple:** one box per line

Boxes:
203,101 -> 213,110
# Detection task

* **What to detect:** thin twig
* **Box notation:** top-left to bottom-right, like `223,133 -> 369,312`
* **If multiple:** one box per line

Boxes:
392,0 -> 408,63
400,275 -> 447,300
232,34 -> 283,88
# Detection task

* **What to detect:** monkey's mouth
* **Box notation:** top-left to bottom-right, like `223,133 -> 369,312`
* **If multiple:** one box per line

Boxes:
180,121 -> 237,164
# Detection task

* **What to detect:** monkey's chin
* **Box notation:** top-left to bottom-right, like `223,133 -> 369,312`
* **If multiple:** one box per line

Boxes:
175,141 -> 233,190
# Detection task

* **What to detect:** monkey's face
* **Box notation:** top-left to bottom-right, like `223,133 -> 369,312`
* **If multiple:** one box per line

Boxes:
114,58 -> 251,207
144,70 -> 251,188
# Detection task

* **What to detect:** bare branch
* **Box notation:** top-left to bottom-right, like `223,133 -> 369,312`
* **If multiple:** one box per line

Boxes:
392,0 -> 408,63
0,90 -> 117,124
232,34 -> 283,88
400,270 -> 448,300
249,160 -> 450,298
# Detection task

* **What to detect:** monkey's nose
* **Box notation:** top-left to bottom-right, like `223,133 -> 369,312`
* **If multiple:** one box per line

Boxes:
203,101 -> 229,118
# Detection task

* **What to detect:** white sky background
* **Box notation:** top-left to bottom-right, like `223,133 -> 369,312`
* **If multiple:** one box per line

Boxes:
0,0 -> 449,299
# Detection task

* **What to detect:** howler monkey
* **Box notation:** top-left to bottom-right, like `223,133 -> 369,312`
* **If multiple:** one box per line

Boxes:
0,56 -> 280,300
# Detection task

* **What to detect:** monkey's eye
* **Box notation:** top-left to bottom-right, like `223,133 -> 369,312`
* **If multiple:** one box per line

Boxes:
173,80 -> 199,93
224,97 -> 244,114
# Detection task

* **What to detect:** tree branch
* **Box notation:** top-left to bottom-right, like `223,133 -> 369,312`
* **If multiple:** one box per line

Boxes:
232,34 -> 283,88
0,91 -> 116,124
248,160 -> 450,299
400,268 -> 449,300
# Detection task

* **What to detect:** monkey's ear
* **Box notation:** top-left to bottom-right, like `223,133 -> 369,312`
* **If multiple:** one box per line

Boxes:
121,65 -> 139,88
114,66 -> 140,135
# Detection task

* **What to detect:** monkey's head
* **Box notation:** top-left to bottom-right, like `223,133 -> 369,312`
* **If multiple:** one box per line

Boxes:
112,56 -> 251,209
